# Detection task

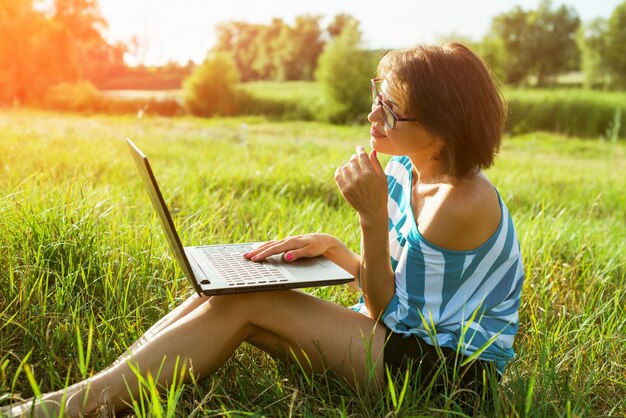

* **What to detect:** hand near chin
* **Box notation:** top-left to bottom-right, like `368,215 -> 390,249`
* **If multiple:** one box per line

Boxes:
335,146 -> 388,224
243,233 -> 336,262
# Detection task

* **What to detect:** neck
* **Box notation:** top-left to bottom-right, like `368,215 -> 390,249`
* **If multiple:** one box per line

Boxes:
408,153 -> 447,185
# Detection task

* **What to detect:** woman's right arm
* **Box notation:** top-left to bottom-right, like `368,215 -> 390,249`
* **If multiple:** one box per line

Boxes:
243,233 -> 361,290
317,234 -> 361,291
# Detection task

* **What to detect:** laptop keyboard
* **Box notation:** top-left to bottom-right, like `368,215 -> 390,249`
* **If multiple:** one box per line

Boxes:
199,246 -> 289,286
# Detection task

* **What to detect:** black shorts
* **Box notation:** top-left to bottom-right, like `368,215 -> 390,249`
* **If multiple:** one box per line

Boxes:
383,328 -> 500,392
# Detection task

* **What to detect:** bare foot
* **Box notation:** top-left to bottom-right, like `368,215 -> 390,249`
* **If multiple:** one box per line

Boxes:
0,386 -> 93,418
0,398 -> 62,417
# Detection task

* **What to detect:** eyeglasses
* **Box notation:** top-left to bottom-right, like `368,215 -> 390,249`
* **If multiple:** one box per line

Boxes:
371,78 -> 418,129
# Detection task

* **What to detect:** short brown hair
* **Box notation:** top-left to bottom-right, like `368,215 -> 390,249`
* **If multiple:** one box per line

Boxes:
377,43 -> 506,178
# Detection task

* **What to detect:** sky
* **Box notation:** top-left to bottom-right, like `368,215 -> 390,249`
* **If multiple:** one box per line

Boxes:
98,0 -> 622,66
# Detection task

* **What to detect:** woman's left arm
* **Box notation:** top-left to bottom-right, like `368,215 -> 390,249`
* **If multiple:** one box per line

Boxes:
335,146 -> 395,320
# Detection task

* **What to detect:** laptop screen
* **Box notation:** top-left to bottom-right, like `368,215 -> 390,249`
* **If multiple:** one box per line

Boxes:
127,139 -> 201,295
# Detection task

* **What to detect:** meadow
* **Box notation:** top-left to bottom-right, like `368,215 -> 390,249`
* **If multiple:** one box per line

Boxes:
0,109 -> 625,416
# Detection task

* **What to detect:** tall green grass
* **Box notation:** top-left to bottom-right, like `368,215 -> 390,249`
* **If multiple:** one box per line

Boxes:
505,89 -> 626,139
0,110 -> 625,416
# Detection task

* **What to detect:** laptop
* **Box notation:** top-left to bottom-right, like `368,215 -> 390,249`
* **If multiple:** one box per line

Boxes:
127,138 -> 354,296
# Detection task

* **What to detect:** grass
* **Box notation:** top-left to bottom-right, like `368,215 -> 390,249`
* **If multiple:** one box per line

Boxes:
504,88 -> 626,139
240,81 -> 323,103
0,109 -> 625,416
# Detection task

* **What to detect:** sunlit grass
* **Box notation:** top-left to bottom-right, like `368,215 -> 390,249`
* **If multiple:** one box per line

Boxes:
240,81 -> 323,103
0,109 -> 625,416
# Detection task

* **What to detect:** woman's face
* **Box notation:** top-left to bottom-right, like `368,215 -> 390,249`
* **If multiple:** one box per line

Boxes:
368,79 -> 442,158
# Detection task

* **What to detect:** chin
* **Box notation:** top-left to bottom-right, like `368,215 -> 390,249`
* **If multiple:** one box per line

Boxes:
370,137 -> 388,153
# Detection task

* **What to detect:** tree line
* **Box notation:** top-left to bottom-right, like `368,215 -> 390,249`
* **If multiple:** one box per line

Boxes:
210,13 -> 359,82
2,0 -> 626,109
185,0 -> 626,123
211,0 -> 626,89
477,0 -> 626,88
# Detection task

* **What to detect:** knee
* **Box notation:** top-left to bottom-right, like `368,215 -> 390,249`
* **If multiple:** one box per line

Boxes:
199,290 -> 288,321
194,292 -> 256,321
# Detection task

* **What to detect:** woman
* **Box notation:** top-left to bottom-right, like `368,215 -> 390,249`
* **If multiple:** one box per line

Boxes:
3,43 -> 524,416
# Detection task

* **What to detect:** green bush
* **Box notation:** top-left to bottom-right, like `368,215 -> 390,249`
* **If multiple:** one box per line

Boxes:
315,22 -> 374,124
506,89 -> 626,138
183,52 -> 240,117
43,81 -> 101,112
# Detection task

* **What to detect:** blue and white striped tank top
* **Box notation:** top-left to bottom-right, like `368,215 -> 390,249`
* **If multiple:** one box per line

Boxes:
354,156 -> 525,373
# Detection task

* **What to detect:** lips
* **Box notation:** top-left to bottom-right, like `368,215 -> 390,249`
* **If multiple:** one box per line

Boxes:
370,128 -> 385,138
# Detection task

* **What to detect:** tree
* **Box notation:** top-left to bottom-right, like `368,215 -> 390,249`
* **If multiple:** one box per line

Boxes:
0,0 -> 86,103
315,21 -> 373,123
435,32 -> 507,84
267,23 -> 298,81
182,51 -> 240,117
604,1 -> 626,88
532,1 -> 581,86
327,13 -> 360,39
480,34 -> 507,83
273,15 -> 324,80
0,0 -> 52,103
52,0 -> 106,44
251,18 -> 287,79
0,0 -> 121,104
290,15 -> 324,80
488,0 -> 580,86
576,18 -> 609,89
52,0 -> 126,85
213,15 -> 326,82
213,21 -> 263,81
489,6 -> 528,85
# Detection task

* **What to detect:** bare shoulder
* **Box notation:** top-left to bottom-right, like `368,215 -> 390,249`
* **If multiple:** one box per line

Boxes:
418,173 -> 501,252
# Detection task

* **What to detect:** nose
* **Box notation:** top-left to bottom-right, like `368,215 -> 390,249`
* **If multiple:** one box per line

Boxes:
368,102 -> 382,124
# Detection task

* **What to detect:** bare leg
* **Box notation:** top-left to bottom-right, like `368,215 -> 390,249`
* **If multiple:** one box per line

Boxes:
8,290 -> 386,417
2,294 -> 208,417
106,294 -> 207,369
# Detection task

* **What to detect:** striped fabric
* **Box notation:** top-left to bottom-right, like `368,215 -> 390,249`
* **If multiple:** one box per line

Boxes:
353,156 -> 525,374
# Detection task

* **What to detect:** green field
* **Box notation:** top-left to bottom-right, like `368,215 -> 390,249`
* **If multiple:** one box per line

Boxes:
1,109 -> 625,416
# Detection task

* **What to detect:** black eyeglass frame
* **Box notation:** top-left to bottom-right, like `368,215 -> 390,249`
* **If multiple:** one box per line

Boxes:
371,78 -> 418,129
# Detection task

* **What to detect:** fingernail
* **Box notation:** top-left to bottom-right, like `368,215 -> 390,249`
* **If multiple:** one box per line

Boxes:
373,150 -> 377,158
243,252 -> 249,257
285,253 -> 293,261
252,255 -> 258,261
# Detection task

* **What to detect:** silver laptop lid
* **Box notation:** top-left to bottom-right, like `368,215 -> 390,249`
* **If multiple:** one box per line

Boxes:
127,138 -> 202,295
